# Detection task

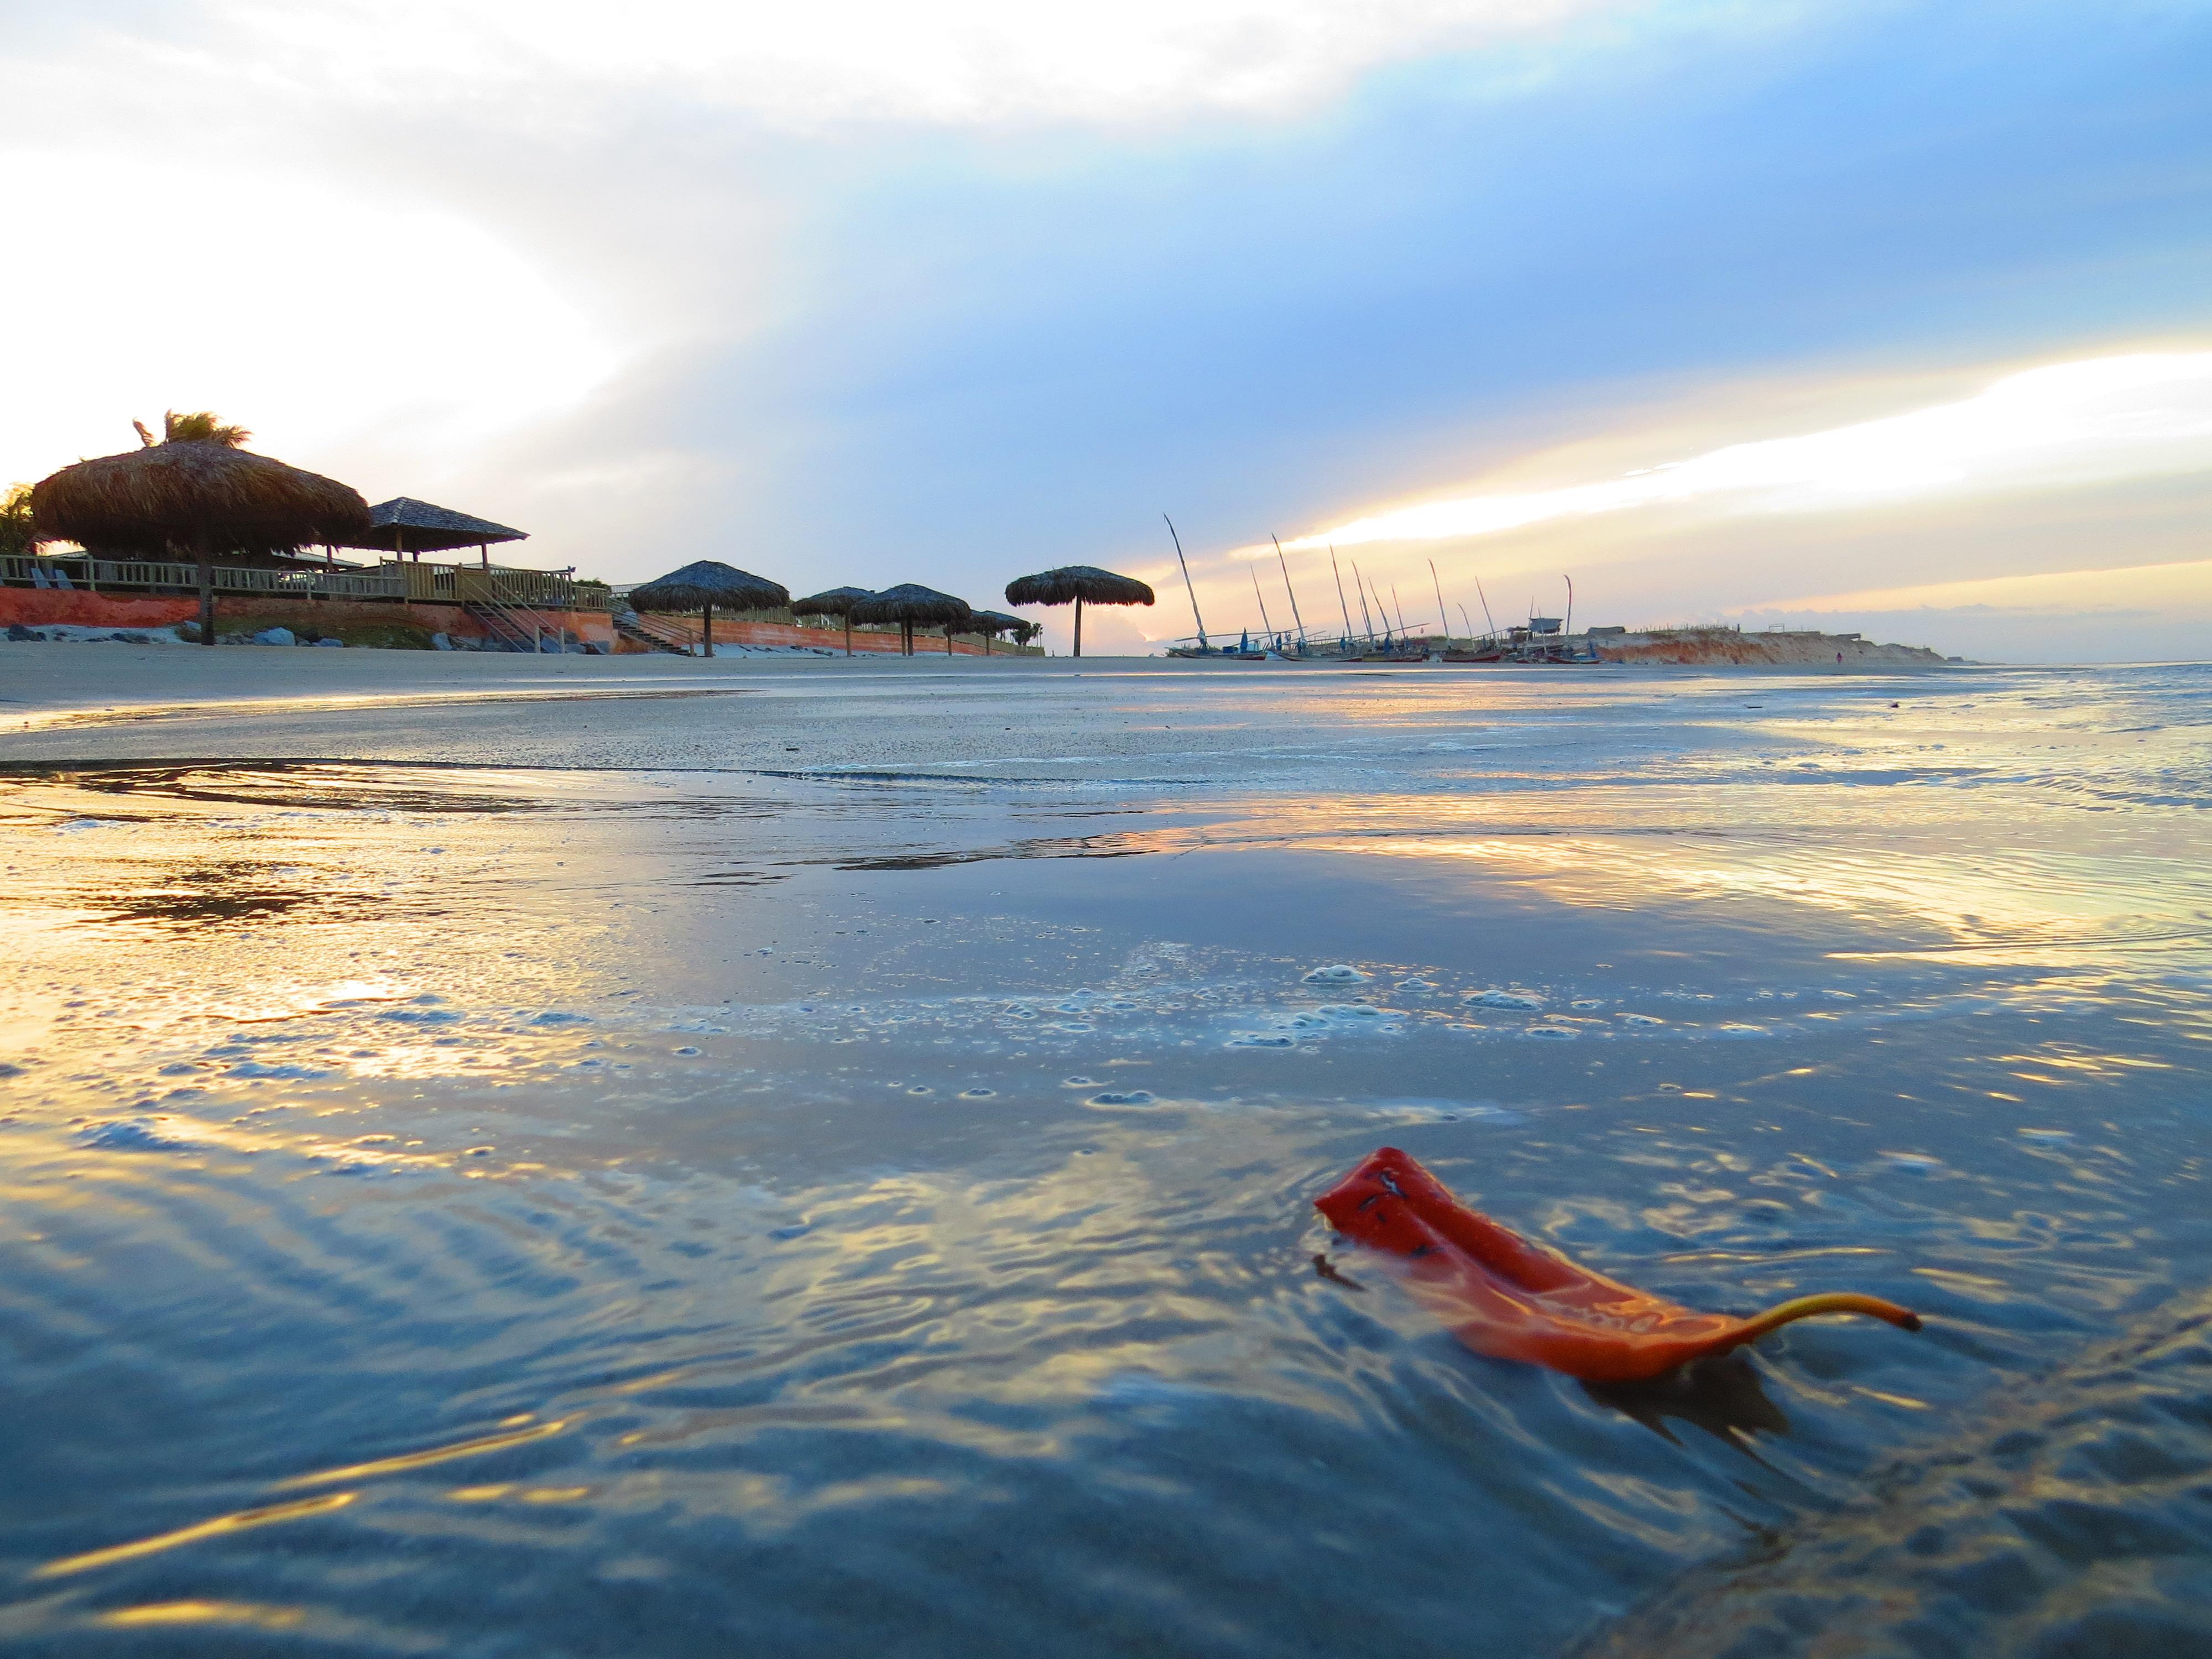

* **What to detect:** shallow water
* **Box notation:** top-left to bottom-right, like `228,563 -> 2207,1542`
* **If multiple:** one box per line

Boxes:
2,664 -> 2209,1655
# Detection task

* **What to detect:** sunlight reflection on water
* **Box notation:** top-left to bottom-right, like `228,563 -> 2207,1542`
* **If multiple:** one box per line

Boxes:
1,666 -> 2208,1655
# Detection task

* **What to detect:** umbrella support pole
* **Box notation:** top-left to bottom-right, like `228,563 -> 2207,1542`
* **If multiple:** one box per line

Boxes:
196,535 -> 215,648
1074,596 -> 1083,658
702,602 -> 713,658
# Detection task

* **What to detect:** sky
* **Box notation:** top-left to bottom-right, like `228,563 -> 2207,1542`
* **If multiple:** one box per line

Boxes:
3,0 -> 2209,660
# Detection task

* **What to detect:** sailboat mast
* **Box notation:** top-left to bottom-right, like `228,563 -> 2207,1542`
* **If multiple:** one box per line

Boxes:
1352,562 -> 1376,640
1164,514 -> 1207,650
1271,535 -> 1307,645
1428,559 -> 1451,647
1563,575 -> 1574,638
1474,576 -> 1496,636
1329,546 -> 1354,644
1250,566 -> 1275,639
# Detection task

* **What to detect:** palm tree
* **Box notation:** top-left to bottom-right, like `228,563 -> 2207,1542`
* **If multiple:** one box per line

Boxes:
0,483 -> 33,557
152,411 -> 253,447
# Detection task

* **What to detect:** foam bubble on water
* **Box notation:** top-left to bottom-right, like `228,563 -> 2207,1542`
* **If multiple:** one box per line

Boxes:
1526,1025 -> 1579,1041
1620,1013 -> 1666,1027
1087,1090 -> 1157,1108
1710,1022 -> 1770,1038
1365,1098 -> 1524,1124
1879,1150 -> 1944,1173
1062,1076 -> 1099,1087
226,1060 -> 332,1080
1468,989 -> 1543,1010
1569,999 -> 1603,1010
1228,1034 -> 1296,1048
1302,965 -> 1370,984
672,1046 -> 702,1057
1317,1004 -> 1392,1021
78,1118 -> 197,1152
958,1088 -> 996,1099
2018,1128 -> 2073,1141
530,1011 -> 592,1027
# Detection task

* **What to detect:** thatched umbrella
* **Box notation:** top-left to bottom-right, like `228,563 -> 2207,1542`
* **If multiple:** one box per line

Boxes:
29,414 -> 370,647
792,586 -> 878,658
1004,565 -> 1154,658
857,583 -> 972,657
968,609 -> 1029,656
335,497 -> 528,566
629,560 -> 789,659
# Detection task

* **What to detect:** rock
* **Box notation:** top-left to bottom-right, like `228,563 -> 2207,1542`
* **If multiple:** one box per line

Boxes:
252,626 -> 297,647
431,633 -> 453,650
6,624 -> 41,641
315,637 -> 346,647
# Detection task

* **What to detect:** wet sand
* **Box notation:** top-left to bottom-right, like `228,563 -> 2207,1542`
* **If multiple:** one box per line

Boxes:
2,646 -> 2208,1655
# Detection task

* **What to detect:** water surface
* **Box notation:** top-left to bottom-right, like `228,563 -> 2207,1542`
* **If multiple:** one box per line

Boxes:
2,664 -> 2208,1655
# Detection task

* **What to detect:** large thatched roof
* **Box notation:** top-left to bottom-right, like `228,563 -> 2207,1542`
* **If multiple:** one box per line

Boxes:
856,584 -> 973,626
969,609 -> 1027,635
1005,566 -> 1155,608
30,440 -> 371,556
792,586 -> 878,619
629,560 -> 790,613
336,497 -> 528,554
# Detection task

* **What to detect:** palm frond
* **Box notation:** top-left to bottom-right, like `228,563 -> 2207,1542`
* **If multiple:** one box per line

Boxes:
162,410 -> 252,447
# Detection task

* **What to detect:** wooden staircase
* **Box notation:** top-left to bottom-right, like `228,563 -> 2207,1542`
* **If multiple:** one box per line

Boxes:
612,608 -> 696,655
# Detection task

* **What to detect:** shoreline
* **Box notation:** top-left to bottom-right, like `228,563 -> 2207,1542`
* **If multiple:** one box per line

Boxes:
0,643 -> 2020,731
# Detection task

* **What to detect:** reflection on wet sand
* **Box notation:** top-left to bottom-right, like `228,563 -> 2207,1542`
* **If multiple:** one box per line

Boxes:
0,667 -> 2206,1657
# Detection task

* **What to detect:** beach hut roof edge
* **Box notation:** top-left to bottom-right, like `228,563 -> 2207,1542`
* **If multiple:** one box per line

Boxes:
855,583 -> 973,625
29,440 -> 371,557
330,497 -> 529,553
629,560 -> 791,613
791,586 -> 879,617
1004,566 -> 1155,608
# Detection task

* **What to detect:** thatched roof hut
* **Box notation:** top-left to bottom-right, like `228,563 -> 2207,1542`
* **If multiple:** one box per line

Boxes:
968,609 -> 1032,656
793,586 -> 879,658
30,441 -> 370,559
337,497 -> 528,560
792,585 -> 877,619
630,561 -> 789,613
856,583 -> 972,656
1003,565 -> 1154,657
629,561 -> 791,659
30,432 -> 372,648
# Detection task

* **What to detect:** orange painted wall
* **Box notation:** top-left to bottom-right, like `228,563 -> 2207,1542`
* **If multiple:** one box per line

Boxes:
676,617 -> 1016,656
1,588 -> 614,647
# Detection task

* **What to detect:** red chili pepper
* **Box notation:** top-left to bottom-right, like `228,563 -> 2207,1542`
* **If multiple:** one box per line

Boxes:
1315,1146 -> 1922,1383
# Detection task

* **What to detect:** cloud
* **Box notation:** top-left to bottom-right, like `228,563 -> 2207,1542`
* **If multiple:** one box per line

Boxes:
1281,352 -> 2212,554
204,0 -> 1646,129
1743,553 -> 2212,619
0,152 -> 620,482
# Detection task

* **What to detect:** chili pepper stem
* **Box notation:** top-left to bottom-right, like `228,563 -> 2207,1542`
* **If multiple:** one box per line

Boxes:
1735,1292 -> 1922,1343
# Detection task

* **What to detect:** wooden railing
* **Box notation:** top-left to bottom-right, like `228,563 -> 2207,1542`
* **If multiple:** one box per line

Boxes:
2,554 -> 406,600
384,562 -> 611,610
